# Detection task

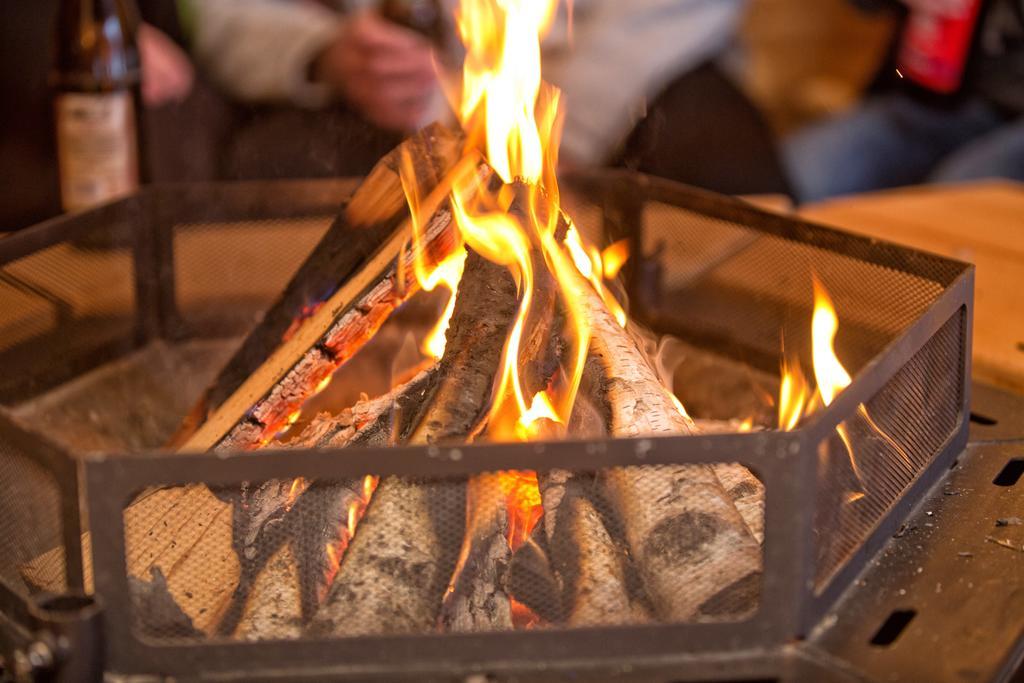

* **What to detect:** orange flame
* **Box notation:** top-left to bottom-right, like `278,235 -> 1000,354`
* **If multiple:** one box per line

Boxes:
497,470 -> 544,551
778,354 -> 809,432
601,239 -> 630,280
401,0 -> 635,594
775,277 -> 910,497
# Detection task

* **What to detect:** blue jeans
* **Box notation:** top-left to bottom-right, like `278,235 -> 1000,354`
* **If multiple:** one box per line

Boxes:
783,94 -> 1024,202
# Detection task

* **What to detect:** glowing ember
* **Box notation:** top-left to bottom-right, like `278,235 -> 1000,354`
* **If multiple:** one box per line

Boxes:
497,470 -> 544,551
510,597 -> 542,629
281,301 -> 325,343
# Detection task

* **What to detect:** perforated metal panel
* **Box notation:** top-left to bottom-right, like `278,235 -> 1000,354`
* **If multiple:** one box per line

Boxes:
172,216 -> 333,333
0,176 -> 971,681
814,308 -> 966,589
122,462 -> 765,642
0,434 -> 66,597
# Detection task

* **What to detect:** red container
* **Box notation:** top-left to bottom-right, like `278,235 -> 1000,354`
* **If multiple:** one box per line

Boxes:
897,0 -> 985,94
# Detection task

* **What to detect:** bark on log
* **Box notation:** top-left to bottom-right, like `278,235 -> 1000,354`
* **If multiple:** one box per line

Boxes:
225,369 -> 438,638
170,124 -> 464,448
234,543 -> 303,641
688,419 -> 765,545
578,279 -> 763,622
191,200 -> 459,453
533,350 -> 638,626
538,471 -> 645,626
21,182 -> 461,633
710,463 -> 764,546
309,249 -> 520,637
439,473 -> 513,632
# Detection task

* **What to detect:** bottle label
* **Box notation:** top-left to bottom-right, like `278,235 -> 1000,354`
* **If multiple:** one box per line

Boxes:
56,92 -> 139,212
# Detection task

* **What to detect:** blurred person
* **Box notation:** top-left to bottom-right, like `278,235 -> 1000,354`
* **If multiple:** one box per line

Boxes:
784,0 -> 1024,203
188,0 -> 790,194
189,0 -> 441,179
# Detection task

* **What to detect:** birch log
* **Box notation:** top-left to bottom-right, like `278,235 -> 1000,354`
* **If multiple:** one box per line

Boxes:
310,249 -> 520,636
579,280 -> 764,621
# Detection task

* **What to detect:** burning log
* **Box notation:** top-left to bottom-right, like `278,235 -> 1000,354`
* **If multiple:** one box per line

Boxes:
219,368 -> 437,638
533,353 -> 639,626
579,282 -> 764,622
186,196 -> 460,454
310,248 -> 520,637
170,123 -> 464,448
20,128 -> 469,633
440,473 -> 513,632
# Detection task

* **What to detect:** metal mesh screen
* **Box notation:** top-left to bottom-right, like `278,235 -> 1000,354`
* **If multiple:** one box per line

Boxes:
0,238 -> 136,404
814,308 -> 966,589
123,462 -> 764,642
10,339 -> 238,454
0,436 -> 66,598
172,216 -> 333,334
640,202 -> 947,374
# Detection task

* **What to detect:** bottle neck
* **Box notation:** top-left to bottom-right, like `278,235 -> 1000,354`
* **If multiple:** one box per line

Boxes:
53,0 -> 141,92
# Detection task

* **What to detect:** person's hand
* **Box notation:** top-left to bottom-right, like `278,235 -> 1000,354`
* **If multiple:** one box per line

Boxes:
138,23 -> 195,107
312,11 -> 439,133
901,0 -> 973,17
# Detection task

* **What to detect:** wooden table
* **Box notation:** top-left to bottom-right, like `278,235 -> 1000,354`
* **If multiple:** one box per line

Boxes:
799,181 -> 1024,393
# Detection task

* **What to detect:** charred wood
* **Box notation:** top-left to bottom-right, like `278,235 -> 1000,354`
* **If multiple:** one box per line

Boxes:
224,369 -> 437,638
170,124 -> 463,448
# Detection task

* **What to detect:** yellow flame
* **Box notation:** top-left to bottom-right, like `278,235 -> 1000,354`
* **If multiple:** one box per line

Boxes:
811,276 -> 852,408
446,0 -> 601,440
456,0 -> 558,183
515,390 -> 561,440
346,502 -> 358,539
601,239 -> 630,280
563,224 -> 626,327
670,393 -> 690,420
778,355 -> 809,432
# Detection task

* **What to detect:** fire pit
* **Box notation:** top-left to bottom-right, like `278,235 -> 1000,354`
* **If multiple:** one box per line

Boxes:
0,162 -> 971,680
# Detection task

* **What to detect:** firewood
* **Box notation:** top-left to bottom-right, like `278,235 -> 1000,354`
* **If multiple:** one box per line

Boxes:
710,463 -> 764,545
21,130 -> 469,632
578,278 -> 764,622
539,471 -> 645,626
507,528 -> 560,623
534,349 -> 638,625
187,199 -> 459,453
224,368 -> 438,638
170,123 -> 464,448
439,473 -> 513,632
234,543 -> 303,641
310,249 -> 520,637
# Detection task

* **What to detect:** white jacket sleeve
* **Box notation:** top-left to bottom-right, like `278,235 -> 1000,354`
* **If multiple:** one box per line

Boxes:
192,0 -> 342,107
542,0 -> 746,166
